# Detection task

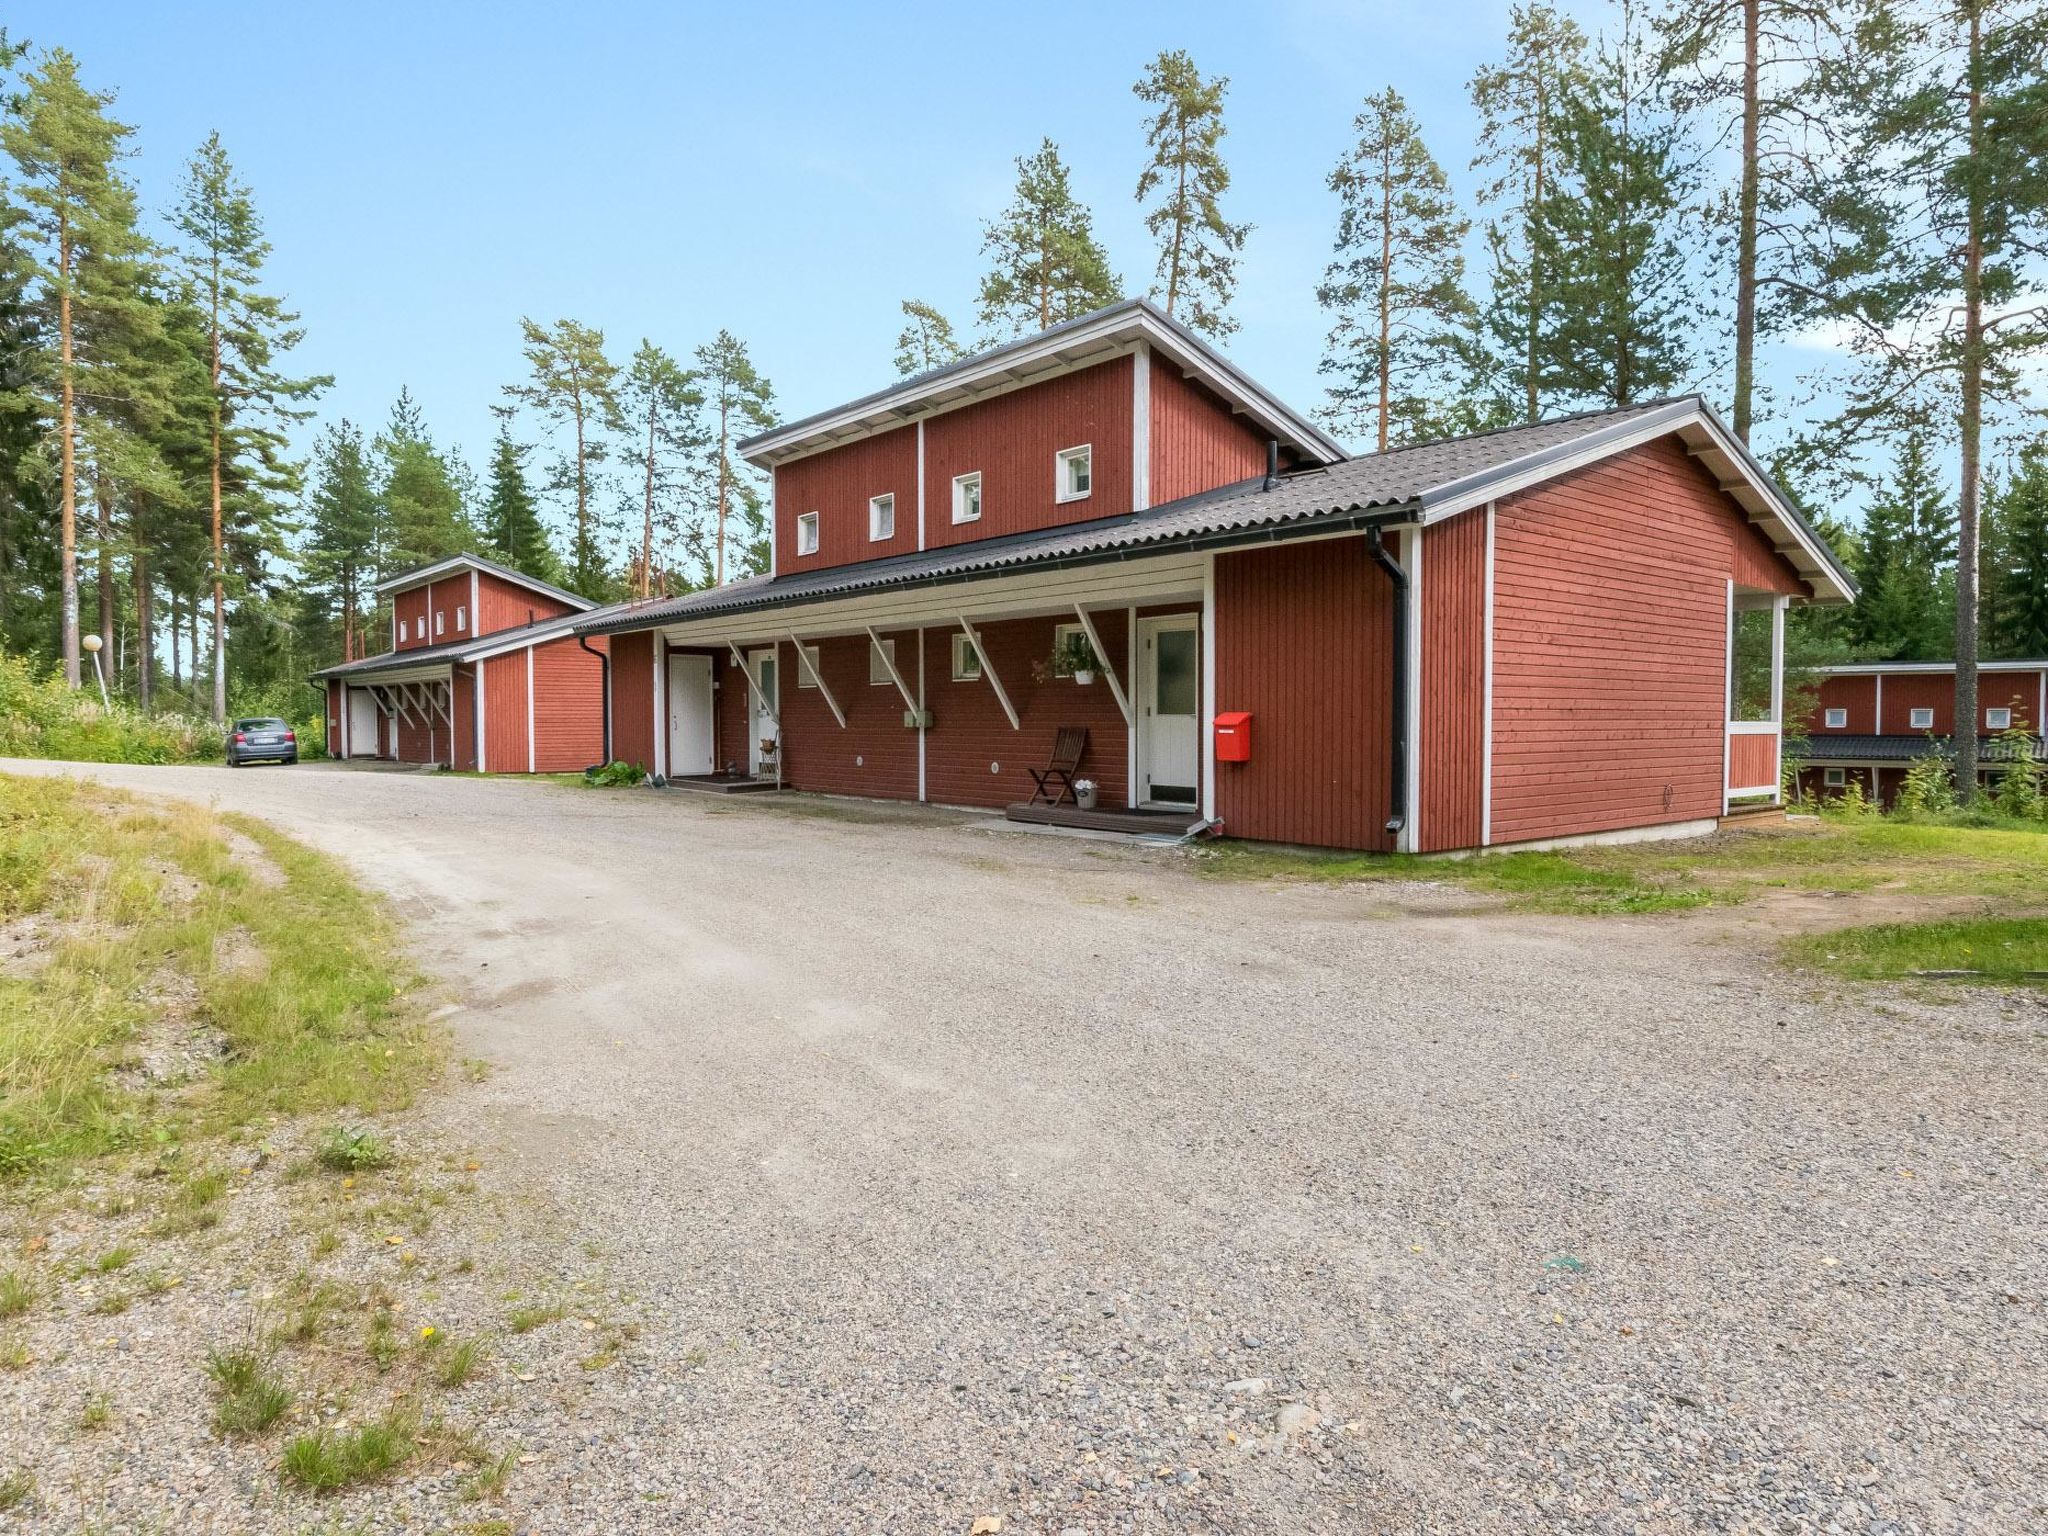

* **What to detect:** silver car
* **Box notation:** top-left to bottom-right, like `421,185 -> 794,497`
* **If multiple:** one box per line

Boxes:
226,717 -> 299,767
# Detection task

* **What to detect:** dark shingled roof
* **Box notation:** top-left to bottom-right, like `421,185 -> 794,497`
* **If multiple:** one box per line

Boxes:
1795,734 -> 2046,764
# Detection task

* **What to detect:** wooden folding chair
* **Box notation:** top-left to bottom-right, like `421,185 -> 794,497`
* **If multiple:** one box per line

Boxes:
1028,726 -> 1089,806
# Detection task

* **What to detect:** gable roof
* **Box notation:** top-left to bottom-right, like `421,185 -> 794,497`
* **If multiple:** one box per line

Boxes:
312,606 -> 592,681
373,552 -> 596,612
578,395 -> 1853,637
739,298 -> 1347,470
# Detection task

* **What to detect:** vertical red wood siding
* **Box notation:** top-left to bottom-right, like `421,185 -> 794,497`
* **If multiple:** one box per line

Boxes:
475,572 -> 574,637
717,650 -> 753,773
1982,671 -> 2043,731
923,356 -> 1133,550
1489,438 -> 1805,845
451,664 -> 477,771
1728,733 -> 1777,788
393,587 -> 429,649
1419,515 -> 1487,852
530,637 -> 605,772
1881,674 -> 1954,736
483,653 -> 528,772
1807,675 -> 1878,735
773,425 -> 920,573
774,631 -> 921,800
1213,535 -> 1396,851
1149,362 -> 1270,505
326,681 -> 343,757
609,631 -> 655,771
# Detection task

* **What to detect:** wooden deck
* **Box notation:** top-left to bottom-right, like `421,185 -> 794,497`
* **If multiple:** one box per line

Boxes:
1003,802 -> 1203,836
665,774 -> 782,795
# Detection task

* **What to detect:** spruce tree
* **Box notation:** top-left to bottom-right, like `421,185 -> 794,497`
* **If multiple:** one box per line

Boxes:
1987,442 -> 2048,656
503,316 -> 620,599
692,331 -> 774,587
620,340 -> 706,598
301,421 -> 379,660
893,299 -> 963,377
1317,88 -> 1474,451
376,390 -> 468,574
1854,431 -> 1957,661
1133,50 -> 1248,339
977,139 -> 1120,339
479,412 -> 557,585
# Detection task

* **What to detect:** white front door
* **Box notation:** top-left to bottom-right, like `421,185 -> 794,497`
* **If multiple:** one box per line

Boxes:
347,687 -> 379,758
748,648 -> 779,775
667,653 -> 715,777
1137,616 -> 1200,806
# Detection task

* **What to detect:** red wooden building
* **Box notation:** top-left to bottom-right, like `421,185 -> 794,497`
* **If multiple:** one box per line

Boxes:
313,554 -> 607,772
1796,660 -> 2048,804
573,300 -> 1854,853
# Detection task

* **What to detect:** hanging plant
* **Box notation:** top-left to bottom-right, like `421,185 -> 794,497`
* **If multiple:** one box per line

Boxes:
1046,630 -> 1099,684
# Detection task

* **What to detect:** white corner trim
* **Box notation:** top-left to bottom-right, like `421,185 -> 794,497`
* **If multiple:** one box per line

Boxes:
1400,526 -> 1422,854
916,626 -> 927,803
1131,343 -> 1151,513
1874,673 -> 1884,734
1201,553 -> 1217,822
915,420 -> 927,553
1721,578 -> 1734,811
526,646 -> 537,774
1481,502 -> 1496,847
653,633 -> 669,778
1125,603 -> 1139,808
473,666 -> 485,772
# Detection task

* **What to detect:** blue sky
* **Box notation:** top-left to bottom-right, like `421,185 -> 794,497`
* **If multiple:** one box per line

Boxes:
22,1 -> 1837,485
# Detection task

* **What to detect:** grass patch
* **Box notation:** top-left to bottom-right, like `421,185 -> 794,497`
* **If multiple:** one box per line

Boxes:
0,1271 -> 31,1319
281,1406 -> 419,1491
506,1301 -> 563,1335
90,1245 -> 135,1274
435,1335 -> 486,1388
78,1391 -> 112,1431
0,1470 -> 31,1510
1787,916 -> 2048,987
207,1345 -> 294,1435
315,1125 -> 392,1173
0,773 -> 437,1181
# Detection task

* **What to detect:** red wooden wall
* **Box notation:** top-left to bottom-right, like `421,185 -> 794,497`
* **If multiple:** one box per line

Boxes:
773,425 -> 920,572
1807,675 -> 1878,735
475,572 -> 574,638
451,664 -> 477,771
482,653 -> 528,772
393,587 -> 429,649
775,631 -> 921,800
531,637 -> 605,772
326,681 -> 344,757
1418,516 -> 1486,852
610,631 -> 655,771
1728,733 -> 1777,789
1149,361 -> 1269,506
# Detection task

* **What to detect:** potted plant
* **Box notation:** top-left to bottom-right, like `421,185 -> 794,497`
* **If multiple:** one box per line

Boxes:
1074,777 -> 1099,810
1048,630 -> 1099,686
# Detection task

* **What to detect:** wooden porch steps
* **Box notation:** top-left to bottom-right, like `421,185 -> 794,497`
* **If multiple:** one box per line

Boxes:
665,774 -> 783,795
1719,801 -> 1787,830
1003,802 -> 1203,837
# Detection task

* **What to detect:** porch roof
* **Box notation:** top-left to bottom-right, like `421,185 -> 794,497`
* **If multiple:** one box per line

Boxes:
1798,733 -> 2046,764
312,608 -> 589,681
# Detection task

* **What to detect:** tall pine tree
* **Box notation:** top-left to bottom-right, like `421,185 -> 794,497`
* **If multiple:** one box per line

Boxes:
377,389 -> 468,574
1132,50 -> 1248,339
977,140 -> 1120,339
693,331 -> 774,587
504,316 -> 619,599
1854,430 -> 1957,661
620,340 -> 705,599
1986,441 -> 2048,657
893,299 -> 963,377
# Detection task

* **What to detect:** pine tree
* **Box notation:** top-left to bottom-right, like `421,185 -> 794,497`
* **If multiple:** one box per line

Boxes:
893,299 -> 963,377
1470,4 -> 1591,422
301,420 -> 379,660
1316,88 -> 1474,451
1987,441 -> 2048,656
1132,50 -> 1248,339
503,317 -> 619,599
0,34 -> 53,663
479,412 -> 557,585
620,341 -> 706,598
977,139 -> 1120,339
692,331 -> 774,587
376,390 -> 468,574
1533,0 -> 1698,409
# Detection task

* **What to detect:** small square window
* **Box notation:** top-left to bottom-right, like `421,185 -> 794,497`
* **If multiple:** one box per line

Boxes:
399,619 -> 409,642
795,644 -> 821,688
1056,444 -> 1092,503
456,605 -> 467,632
869,636 -> 897,686
1824,768 -> 1846,788
1987,707 -> 2012,730
952,472 -> 982,524
435,611 -> 445,636
951,633 -> 982,681
1908,707 -> 1935,730
1823,708 -> 1847,729
869,493 -> 895,542
796,511 -> 820,556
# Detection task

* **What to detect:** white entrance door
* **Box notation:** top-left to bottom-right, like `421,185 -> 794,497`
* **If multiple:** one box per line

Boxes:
347,687 -> 379,758
1138,616 -> 1200,806
667,654 -> 715,778
748,648 -> 780,776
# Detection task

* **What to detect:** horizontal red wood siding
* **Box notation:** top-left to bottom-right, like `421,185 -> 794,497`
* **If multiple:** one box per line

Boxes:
451,664 -> 477,771
1807,675 -> 1877,735
1214,534 -> 1396,851
531,637 -> 605,772
1149,361 -> 1269,506
773,425 -> 920,573
610,632 -> 655,771
1728,732 -> 1777,789
1419,515 -> 1487,852
482,653 -> 528,772
1489,437 -> 1796,845
924,356 -> 1133,551
775,631 -> 920,800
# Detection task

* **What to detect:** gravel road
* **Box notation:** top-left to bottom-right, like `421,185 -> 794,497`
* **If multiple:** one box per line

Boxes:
6,758 -> 2044,1534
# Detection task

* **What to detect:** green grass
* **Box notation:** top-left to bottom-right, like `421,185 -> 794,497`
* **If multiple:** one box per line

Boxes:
0,1470 -> 31,1510
0,773 -> 437,1180
315,1125 -> 393,1173
1198,844 -> 1712,913
0,649 -> 224,764
0,1272 -> 31,1319
206,1346 -> 294,1436
506,1301 -> 563,1334
281,1407 -> 420,1491
435,1335 -> 486,1388
1787,916 -> 2048,987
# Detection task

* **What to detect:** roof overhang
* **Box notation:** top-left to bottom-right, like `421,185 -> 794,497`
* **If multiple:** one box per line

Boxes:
740,299 -> 1347,471
1413,398 -> 1858,605
373,553 -> 596,611
1817,660 -> 2047,676
322,660 -> 454,687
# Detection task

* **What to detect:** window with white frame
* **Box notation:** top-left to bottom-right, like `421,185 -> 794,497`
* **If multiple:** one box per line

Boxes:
868,636 -> 897,685
456,604 -> 467,632
435,611 -> 445,636
399,619 -> 409,642
951,632 -> 982,681
1055,444 -> 1092,503
1909,707 -> 1935,730
1986,706 -> 2013,730
795,644 -> 821,687
869,493 -> 895,542
952,472 -> 982,524
1823,708 -> 1848,729
1824,768 -> 1846,787
796,511 -> 820,556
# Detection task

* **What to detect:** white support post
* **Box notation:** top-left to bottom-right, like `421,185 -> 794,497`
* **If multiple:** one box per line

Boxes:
1770,595 -> 1788,802
865,625 -> 918,714
1125,603 -> 1138,808
1073,605 -> 1130,725
916,627 -> 927,803
727,641 -> 778,727
526,647 -> 536,773
1481,502 -> 1496,846
475,667 -> 487,773
1201,554 -> 1217,822
1131,341 -> 1151,513
790,632 -> 846,728
1722,578 -> 1735,813
1398,527 -> 1422,853
653,633 -> 669,780
957,615 -> 1019,730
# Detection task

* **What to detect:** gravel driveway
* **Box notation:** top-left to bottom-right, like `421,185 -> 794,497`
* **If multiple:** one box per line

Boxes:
8,759 -> 2044,1533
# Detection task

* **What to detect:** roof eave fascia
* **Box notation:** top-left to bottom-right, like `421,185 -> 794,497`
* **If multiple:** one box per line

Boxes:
373,554 -> 597,612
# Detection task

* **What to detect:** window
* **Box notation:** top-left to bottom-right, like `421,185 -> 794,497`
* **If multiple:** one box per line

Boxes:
456,605 -> 467,632
1987,707 -> 2012,730
399,619 -> 409,642
1823,708 -> 1848,729
951,633 -> 982,681
435,611 -> 445,636
1909,707 -> 1935,730
952,472 -> 982,524
869,636 -> 897,686
794,644 -> 821,688
869,493 -> 895,542
1824,768 -> 1846,788
796,511 -> 820,556
1055,444 -> 1092,503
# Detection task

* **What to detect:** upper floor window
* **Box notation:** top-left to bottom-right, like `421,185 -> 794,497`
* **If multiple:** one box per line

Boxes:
1056,444 -> 1092,503
1987,707 -> 2013,730
952,472 -> 982,525
435,611 -> 445,636
796,511 -> 821,557
1908,707 -> 1935,730
951,633 -> 982,681
399,619 -> 409,642
1823,708 -> 1847,729
456,605 -> 467,632
795,643 -> 821,687
869,493 -> 895,542
869,636 -> 897,686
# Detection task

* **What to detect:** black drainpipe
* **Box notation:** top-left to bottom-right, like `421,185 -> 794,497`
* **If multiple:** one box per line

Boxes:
1366,533 -> 1409,840
1263,438 -> 1280,490
577,633 -> 612,768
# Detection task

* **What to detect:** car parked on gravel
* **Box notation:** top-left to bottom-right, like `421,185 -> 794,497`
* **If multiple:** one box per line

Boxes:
226,717 -> 298,767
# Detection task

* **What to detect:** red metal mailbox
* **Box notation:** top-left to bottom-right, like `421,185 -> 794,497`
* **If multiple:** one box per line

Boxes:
1214,710 -> 1252,762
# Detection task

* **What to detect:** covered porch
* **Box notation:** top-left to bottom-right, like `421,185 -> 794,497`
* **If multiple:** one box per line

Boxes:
335,664 -> 458,765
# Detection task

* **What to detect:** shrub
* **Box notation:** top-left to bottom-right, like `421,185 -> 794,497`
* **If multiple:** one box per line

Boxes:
0,651 -> 224,764
583,760 -> 644,788
1826,773 -> 1876,818
314,1126 -> 392,1173
1896,746 -> 1957,816
1991,726 -> 2042,820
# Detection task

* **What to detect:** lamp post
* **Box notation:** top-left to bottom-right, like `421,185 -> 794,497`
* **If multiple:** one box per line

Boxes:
81,633 -> 109,708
